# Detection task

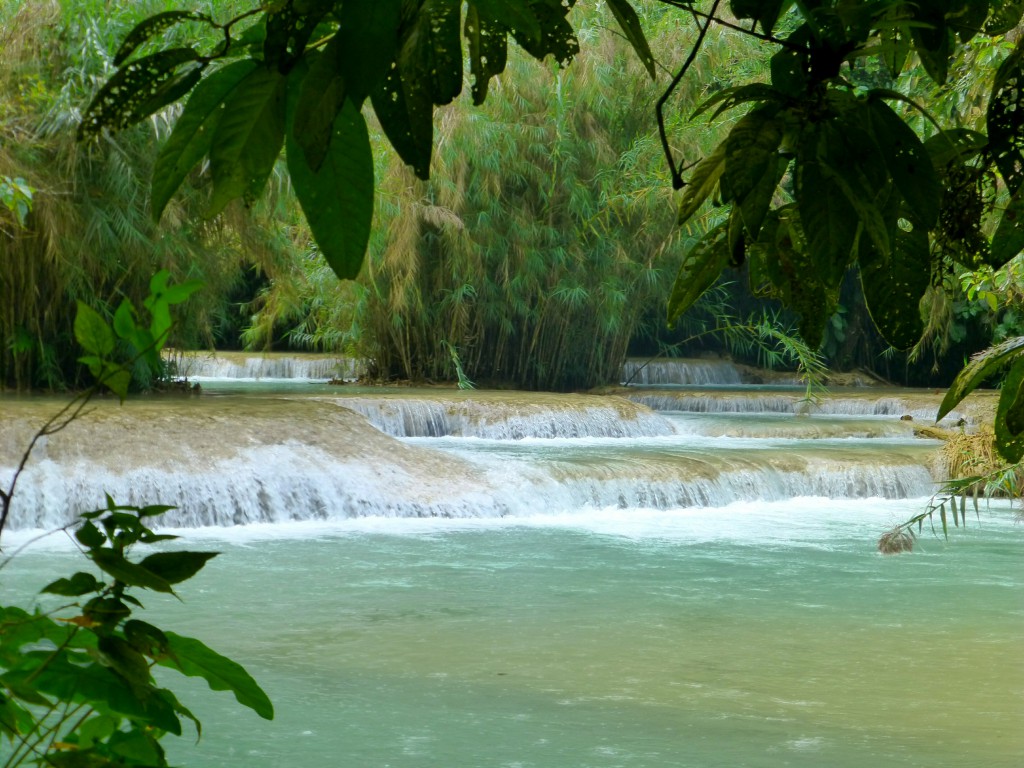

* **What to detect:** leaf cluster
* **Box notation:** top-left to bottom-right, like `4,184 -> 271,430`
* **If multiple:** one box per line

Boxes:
79,1 -> 655,283
0,501 -> 272,767
667,0 -> 1024,357
73,270 -> 202,399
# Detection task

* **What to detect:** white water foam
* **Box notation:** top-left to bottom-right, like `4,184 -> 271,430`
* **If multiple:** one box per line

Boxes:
621,358 -> 743,386
335,398 -> 678,439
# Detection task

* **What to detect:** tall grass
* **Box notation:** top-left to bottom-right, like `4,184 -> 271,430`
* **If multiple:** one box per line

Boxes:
251,6 -> 768,390
0,0 -> 288,390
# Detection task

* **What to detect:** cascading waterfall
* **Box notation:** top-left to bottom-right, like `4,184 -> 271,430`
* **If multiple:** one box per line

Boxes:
170,352 -> 360,381
620,358 -> 744,385
0,389 -> 946,531
626,391 -> 970,423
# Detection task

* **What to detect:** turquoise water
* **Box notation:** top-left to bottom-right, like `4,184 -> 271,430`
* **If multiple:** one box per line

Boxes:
1,380 -> 1020,766
6,503 -> 1020,767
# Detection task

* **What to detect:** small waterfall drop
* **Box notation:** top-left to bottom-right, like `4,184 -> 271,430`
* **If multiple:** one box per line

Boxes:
621,358 -> 743,385
171,352 -> 360,381
334,395 -> 677,439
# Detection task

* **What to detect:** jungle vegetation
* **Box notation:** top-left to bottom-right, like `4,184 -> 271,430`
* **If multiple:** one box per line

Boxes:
3,1 -> 1024,400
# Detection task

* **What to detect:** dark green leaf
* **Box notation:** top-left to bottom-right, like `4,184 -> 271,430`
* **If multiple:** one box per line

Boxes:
162,632 -> 274,720
74,302 -> 114,357
471,0 -> 542,43
400,0 -> 464,106
75,520 -> 106,549
724,107 -> 783,207
986,0 -> 1024,34
20,652 -> 182,733
677,143 -> 726,226
990,185 -> 1024,267
865,98 -> 939,228
124,620 -> 171,657
370,58 -> 434,179
796,150 -> 859,287
938,335 -> 1024,420
859,217 -> 929,350
667,225 -> 730,324
208,67 -> 287,216
739,155 -> 787,239
111,299 -> 137,343
770,44 -> 808,97
138,551 -> 218,585
987,40 -> 1024,192
293,48 -> 348,173
465,6 -> 510,105
151,59 -> 258,221
334,0 -> 402,106
288,96 -> 375,280
91,550 -> 175,594
922,128 -> 987,170
606,0 -> 655,78
773,210 -> 836,348
909,7 -> 950,84
730,0 -> 789,33
113,11 -> 210,67
97,636 -> 153,687
42,571 -> 103,597
995,357 -> 1024,461
512,0 -> 579,66
78,48 -> 202,141
263,2 -> 329,70
692,83 -> 785,120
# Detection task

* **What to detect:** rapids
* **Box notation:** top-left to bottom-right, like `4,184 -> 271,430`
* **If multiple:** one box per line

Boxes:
1,359 -> 1018,768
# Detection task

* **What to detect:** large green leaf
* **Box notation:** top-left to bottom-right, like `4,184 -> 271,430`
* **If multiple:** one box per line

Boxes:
772,210 -> 835,348
288,92 -> 375,280
858,217 -> 929,350
990,184 -> 1024,267
471,0 -> 542,42
370,59 -> 434,179
333,0 -> 402,107
605,0 -> 655,78
91,550 -> 174,594
677,143 -> 726,226
138,551 -> 218,585
730,0 -> 790,33
465,6 -> 510,105
74,302 -> 114,357
723,107 -> 783,207
909,5 -> 950,84
399,0 -> 464,107
162,632 -> 274,720
151,60 -> 258,222
796,151 -> 859,287
987,40 -> 1024,193
938,335 -> 1024,420
78,48 -> 202,140
995,357 -> 1024,461
667,225 -> 730,324
740,155 -> 787,239
865,98 -> 939,228
207,67 -> 287,216
987,0 -> 1024,34
113,11 -> 210,67
512,0 -> 579,66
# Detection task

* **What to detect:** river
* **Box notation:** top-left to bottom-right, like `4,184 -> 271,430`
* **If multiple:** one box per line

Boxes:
1,358 -> 1020,767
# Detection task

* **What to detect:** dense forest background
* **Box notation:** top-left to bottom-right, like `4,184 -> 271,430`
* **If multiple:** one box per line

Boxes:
2,0 -> 1023,391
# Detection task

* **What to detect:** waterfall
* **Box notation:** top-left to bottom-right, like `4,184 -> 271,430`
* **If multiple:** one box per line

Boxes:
621,358 -> 743,385
170,352 -> 360,381
626,392 -> 968,424
334,395 -> 678,438
0,390 -> 943,532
